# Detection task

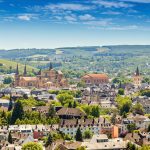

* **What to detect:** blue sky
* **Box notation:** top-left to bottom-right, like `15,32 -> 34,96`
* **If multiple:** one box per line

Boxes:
0,0 -> 150,49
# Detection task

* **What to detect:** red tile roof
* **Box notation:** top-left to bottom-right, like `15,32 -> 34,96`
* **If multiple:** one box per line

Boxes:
82,74 -> 108,79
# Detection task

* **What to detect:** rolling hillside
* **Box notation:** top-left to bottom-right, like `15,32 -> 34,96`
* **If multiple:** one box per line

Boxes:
0,45 -> 149,78
0,59 -> 38,74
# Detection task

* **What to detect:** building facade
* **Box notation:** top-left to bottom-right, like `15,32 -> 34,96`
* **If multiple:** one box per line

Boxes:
81,74 -> 109,86
59,118 -> 100,137
13,63 -> 68,88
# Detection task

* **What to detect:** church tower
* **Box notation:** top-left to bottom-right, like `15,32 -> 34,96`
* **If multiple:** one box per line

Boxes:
14,64 -> 20,87
23,64 -> 27,77
133,67 -> 142,87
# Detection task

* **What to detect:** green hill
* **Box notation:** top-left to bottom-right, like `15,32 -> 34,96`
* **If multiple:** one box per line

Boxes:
0,59 -> 38,74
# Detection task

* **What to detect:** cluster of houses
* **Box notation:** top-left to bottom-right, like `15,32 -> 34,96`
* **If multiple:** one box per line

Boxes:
0,67 -> 150,149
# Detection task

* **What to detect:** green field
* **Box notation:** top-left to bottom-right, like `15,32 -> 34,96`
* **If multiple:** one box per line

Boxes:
0,59 -> 38,74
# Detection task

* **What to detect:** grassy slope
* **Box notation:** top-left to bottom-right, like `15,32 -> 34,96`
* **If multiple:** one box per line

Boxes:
0,59 -> 38,73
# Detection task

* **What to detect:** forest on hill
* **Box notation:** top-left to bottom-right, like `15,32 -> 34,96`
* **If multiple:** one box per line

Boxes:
0,45 -> 149,79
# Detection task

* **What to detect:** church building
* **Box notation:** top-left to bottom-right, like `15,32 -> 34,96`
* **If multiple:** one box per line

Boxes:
13,63 -> 68,88
132,67 -> 142,87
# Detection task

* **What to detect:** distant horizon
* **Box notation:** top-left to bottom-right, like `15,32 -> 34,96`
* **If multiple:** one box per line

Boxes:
1,44 -> 150,50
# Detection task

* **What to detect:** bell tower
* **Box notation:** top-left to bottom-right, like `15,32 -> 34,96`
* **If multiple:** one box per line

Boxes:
133,67 -> 142,87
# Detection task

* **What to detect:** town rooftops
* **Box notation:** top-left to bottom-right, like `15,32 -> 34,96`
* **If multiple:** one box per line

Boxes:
82,74 -> 108,79
60,118 -> 99,127
57,142 -> 82,150
82,138 -> 131,150
56,107 -> 86,117
21,77 -> 37,81
90,134 -> 108,143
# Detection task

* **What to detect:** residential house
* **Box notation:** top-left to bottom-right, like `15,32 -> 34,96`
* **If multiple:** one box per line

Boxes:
59,118 -> 100,137
56,107 -> 86,119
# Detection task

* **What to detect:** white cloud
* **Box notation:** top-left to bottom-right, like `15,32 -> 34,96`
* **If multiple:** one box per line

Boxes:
93,0 -> 133,8
17,14 -> 38,21
121,0 -> 150,3
84,19 -> 112,26
64,15 -> 77,22
102,11 -> 122,15
45,3 -> 93,11
54,16 -> 62,21
79,14 -> 95,21
18,15 -> 31,21
89,25 -> 140,31
107,25 -> 138,30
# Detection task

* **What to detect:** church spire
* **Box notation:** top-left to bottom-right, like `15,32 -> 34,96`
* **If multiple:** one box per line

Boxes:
135,66 -> 140,76
16,64 -> 19,75
49,62 -> 53,70
38,69 -> 42,75
23,64 -> 27,76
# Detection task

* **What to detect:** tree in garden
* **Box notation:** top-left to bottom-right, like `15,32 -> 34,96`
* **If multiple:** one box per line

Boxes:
1,110 -> 6,119
10,101 -> 24,124
116,96 -> 132,115
118,88 -> 124,95
91,105 -> 100,117
140,145 -> 150,150
122,111 -> 127,118
48,104 -> 56,118
73,100 -> 77,108
75,127 -> 83,142
126,142 -> 137,150
83,129 -> 92,139
8,99 -> 13,111
68,101 -> 73,108
127,123 -> 136,133
22,142 -> 43,150
57,93 -> 74,105
8,131 -> 13,144
120,103 -> 131,115
111,113 -> 117,125
3,77 -> 12,84
141,89 -> 150,97
45,133 -> 53,147
132,102 -> 144,115
64,134 -> 73,141
76,147 -> 86,150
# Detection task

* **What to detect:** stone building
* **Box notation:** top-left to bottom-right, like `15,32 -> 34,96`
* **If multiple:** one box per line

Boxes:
13,63 -> 67,88
81,74 -> 109,86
